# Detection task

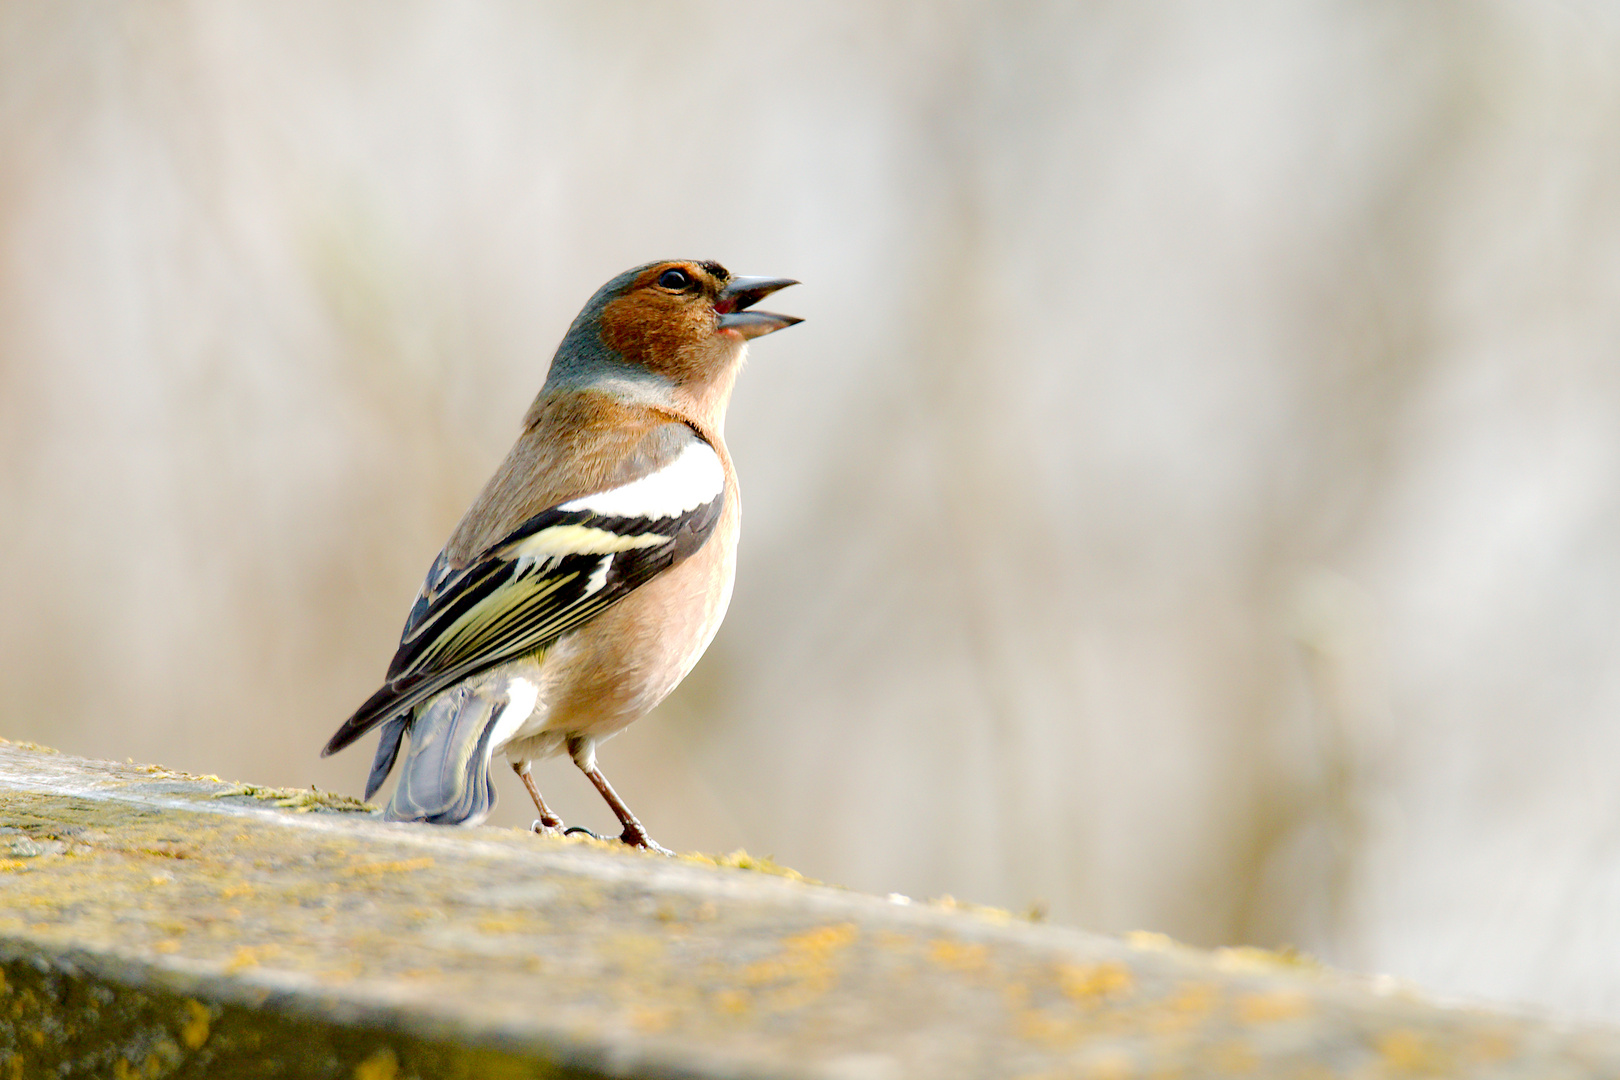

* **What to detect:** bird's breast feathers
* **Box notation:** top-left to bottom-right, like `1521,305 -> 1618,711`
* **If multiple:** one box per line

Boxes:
321,419 -> 729,758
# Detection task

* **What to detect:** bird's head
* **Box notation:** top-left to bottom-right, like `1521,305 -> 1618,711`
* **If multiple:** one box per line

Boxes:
545,260 -> 800,422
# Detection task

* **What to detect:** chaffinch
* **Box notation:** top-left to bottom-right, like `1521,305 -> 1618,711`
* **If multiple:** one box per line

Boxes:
322,260 -> 799,852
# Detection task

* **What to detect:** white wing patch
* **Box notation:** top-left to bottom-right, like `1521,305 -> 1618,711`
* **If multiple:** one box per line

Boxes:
559,438 -> 724,521
584,553 -> 614,596
500,523 -> 669,562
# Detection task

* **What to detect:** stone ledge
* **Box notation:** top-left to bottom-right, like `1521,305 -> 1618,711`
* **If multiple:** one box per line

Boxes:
1,740 -> 1616,1079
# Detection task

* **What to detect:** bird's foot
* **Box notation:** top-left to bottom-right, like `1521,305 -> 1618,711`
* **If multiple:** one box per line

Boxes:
619,823 -> 673,856
530,819 -> 566,838
563,825 -> 604,840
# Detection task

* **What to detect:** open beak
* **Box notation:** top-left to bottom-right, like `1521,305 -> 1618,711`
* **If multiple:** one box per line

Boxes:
716,276 -> 802,340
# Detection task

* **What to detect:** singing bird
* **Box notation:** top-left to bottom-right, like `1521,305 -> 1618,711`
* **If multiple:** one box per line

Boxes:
322,260 -> 800,852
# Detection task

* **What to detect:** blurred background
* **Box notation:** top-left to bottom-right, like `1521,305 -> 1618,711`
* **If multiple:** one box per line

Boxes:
4,0 -> 1620,1023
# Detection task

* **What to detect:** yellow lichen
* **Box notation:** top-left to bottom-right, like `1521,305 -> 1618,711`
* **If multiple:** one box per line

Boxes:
1168,982 -> 1219,1014
129,763 -> 222,783
712,989 -> 749,1016
1014,1007 -> 1081,1047
1377,1028 -> 1449,1075
342,857 -> 434,877
784,923 -> 858,956
0,738 -> 58,754
224,946 -> 261,973
1056,961 -> 1133,1003
353,1047 -> 399,1080
929,894 -> 1014,923
475,915 -> 531,935
212,784 -> 376,813
679,848 -> 812,882
1144,982 -> 1221,1036
179,999 -> 210,1050
1234,989 -> 1311,1023
630,1004 -> 675,1033
1214,945 -> 1319,973
928,939 -> 990,973
599,933 -> 667,977
741,923 -> 860,1009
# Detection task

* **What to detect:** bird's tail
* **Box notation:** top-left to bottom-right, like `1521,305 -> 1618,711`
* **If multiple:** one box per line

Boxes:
383,682 -> 506,826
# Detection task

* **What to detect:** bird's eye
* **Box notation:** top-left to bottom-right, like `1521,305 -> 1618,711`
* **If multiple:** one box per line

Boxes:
657,268 -> 692,291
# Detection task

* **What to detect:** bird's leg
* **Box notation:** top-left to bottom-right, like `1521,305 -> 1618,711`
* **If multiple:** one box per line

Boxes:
568,737 -> 671,855
583,765 -> 671,854
512,762 -> 565,836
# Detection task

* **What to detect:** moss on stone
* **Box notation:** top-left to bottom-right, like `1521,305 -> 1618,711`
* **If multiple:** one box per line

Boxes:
2,740 -> 1618,1079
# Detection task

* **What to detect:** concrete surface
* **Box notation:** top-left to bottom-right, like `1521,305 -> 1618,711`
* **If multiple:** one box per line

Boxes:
2,739 -> 1617,1079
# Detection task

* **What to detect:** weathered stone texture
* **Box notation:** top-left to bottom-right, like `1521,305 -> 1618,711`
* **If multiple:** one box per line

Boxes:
2,741 -> 1617,1079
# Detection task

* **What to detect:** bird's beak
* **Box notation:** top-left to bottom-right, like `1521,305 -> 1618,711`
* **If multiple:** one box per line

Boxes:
715,276 -> 802,339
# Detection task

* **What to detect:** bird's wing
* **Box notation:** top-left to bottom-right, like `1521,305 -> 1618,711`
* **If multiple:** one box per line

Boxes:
323,423 -> 725,757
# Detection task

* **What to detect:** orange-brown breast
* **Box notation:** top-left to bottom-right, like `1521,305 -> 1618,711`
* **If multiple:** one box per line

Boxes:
527,468 -> 740,741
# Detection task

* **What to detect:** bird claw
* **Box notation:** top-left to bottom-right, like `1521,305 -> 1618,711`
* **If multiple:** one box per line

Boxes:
530,819 -> 565,838
619,825 -> 673,856
557,823 -> 669,854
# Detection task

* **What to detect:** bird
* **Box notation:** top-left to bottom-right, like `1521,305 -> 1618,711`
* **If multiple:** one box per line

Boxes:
321,260 -> 800,853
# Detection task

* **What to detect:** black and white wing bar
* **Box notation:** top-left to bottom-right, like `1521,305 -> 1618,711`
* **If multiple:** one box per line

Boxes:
323,437 -> 725,757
